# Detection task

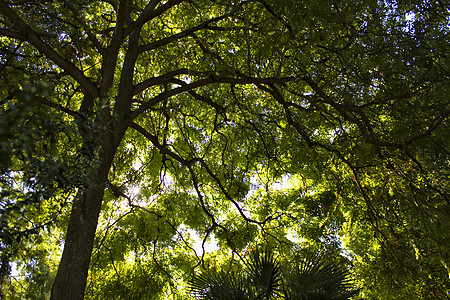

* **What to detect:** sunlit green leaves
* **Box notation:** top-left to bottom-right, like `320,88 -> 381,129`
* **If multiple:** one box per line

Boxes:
1,0 -> 449,298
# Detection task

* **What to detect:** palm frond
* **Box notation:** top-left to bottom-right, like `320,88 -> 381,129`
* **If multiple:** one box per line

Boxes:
188,248 -> 358,300
188,270 -> 249,300
246,248 -> 283,299
283,255 -> 358,300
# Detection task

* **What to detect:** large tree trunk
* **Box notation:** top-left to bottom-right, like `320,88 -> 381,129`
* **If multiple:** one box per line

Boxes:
50,137 -> 116,299
50,187 -> 105,299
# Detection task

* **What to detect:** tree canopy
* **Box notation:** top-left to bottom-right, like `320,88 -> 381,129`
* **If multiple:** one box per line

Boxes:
0,0 -> 449,299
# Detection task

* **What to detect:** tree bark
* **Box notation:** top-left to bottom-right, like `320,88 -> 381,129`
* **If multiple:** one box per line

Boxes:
0,247 -> 11,299
50,138 -> 116,299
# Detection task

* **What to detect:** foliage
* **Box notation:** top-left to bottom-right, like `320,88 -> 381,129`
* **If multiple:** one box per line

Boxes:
189,247 -> 358,300
0,0 -> 448,299
0,82 -> 83,298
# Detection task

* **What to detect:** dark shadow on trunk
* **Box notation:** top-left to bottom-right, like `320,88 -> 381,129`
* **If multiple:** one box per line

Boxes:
50,136 -> 117,299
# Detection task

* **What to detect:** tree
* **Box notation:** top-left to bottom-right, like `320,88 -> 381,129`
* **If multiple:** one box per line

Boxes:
0,0 -> 448,299
0,83 -> 84,298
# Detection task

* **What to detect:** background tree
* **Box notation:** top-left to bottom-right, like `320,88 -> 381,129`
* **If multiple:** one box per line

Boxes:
0,0 -> 448,299
0,83 -> 85,298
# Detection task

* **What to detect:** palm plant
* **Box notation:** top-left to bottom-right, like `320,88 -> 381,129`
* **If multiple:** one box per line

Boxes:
247,248 -> 283,299
282,255 -> 359,300
189,270 -> 249,300
188,248 -> 358,300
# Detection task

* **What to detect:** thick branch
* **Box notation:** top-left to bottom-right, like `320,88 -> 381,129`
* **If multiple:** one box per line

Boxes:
0,27 -> 25,40
129,78 -> 212,121
258,83 -> 315,147
303,75 -> 449,150
99,0 -> 127,96
0,1 -> 98,100
130,74 -> 295,121
71,13 -> 105,56
124,0 -> 183,37
113,27 -> 141,121
114,0 -> 127,35
170,78 -> 225,111
130,122 -> 190,165
133,68 -> 189,95
302,75 -> 402,148
33,97 -> 79,118
257,0 -> 293,34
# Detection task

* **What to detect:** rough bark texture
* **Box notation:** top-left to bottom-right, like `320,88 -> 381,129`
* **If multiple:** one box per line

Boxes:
50,137 -> 116,299
50,187 -> 105,299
